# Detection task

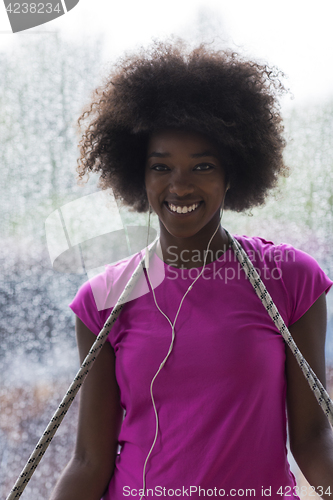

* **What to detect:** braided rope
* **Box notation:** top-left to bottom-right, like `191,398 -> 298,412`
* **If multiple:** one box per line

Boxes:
6,240 -> 158,500
225,230 -> 333,426
7,231 -> 333,498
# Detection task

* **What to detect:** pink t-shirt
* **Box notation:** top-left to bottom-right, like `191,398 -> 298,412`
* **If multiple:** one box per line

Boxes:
69,235 -> 333,499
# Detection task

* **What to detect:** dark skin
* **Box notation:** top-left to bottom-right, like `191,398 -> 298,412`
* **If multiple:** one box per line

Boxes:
50,130 -> 333,500
287,293 -> 333,497
145,129 -> 230,268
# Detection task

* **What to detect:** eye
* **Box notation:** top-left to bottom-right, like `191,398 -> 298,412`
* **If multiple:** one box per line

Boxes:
194,163 -> 214,171
150,164 -> 170,172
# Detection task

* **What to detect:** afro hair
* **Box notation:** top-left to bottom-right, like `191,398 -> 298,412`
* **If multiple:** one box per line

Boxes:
77,40 -> 288,212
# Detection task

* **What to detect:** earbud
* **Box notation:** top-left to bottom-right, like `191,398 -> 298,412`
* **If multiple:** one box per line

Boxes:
226,182 -> 230,191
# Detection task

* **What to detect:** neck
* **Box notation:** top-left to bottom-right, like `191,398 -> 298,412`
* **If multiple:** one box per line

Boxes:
158,221 -> 230,269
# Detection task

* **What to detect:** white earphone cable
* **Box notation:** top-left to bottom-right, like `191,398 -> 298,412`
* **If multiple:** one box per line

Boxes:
139,212 -> 227,499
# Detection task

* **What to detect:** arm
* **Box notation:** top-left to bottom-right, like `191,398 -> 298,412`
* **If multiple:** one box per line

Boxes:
287,292 -> 333,498
49,316 -> 123,500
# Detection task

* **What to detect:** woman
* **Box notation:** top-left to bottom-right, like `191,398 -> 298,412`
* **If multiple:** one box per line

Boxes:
50,41 -> 333,499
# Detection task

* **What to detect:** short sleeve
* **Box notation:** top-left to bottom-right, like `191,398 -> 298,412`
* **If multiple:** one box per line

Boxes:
276,244 -> 333,326
69,280 -> 105,335
68,251 -> 153,337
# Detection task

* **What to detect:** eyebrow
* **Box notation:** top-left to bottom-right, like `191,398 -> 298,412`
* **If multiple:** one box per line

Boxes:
147,150 -> 219,159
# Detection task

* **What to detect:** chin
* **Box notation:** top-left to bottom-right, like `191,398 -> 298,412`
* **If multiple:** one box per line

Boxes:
162,224 -> 203,240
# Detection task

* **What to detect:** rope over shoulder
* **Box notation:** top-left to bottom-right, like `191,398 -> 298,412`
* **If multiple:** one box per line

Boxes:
6,232 -> 333,499
5,238 -> 158,500
225,229 -> 333,425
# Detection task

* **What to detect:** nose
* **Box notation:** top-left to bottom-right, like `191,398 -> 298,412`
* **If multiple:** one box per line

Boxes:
168,169 -> 194,197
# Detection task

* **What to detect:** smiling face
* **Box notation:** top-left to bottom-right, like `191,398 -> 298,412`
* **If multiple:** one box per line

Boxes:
145,129 -> 228,247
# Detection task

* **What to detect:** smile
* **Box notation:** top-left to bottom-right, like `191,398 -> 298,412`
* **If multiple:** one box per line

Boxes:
166,202 -> 201,214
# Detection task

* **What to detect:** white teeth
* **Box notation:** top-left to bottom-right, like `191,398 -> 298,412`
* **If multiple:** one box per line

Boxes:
168,203 -> 200,214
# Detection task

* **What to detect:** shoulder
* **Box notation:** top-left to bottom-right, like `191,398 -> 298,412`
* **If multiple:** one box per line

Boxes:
233,233 -> 333,325
69,251 -> 146,333
234,233 -> 292,257
80,251 -> 146,311
233,233 -> 323,271
232,233 -> 281,263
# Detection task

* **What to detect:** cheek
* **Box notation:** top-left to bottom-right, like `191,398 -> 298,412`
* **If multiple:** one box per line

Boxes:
145,175 -> 165,198
208,181 -> 226,204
